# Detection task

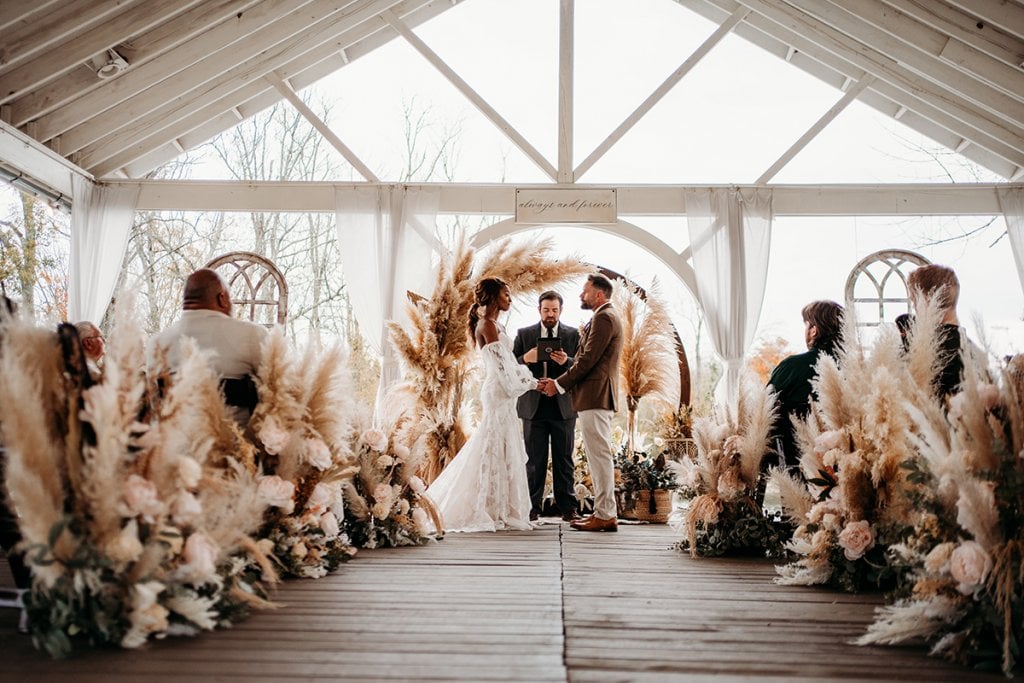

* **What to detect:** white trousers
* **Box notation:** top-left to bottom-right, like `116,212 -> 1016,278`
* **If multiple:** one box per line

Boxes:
579,409 -> 616,519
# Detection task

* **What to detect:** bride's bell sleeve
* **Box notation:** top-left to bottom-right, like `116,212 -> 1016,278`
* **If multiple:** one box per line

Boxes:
485,342 -> 537,397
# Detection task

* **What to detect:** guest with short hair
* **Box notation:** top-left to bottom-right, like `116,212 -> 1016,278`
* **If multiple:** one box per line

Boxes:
74,320 -> 105,380
906,264 -> 972,400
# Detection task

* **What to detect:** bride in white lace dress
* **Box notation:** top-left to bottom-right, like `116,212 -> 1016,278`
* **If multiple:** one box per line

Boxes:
426,278 -> 540,532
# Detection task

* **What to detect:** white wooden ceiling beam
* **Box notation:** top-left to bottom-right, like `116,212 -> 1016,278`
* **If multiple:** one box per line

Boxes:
89,0 -> 451,178
382,9 -> 558,181
30,0 -> 323,145
0,0 -> 135,75
0,0 -> 206,103
557,0 -> 574,183
793,0 -> 1024,123
574,6 -> 749,180
944,0 -> 1024,41
7,0 -> 267,126
729,0 -> 1024,163
111,179 -> 1012,216
79,0 -> 408,173
0,120 -> 91,198
265,72 -> 379,182
879,0 -> 1024,70
756,75 -> 875,184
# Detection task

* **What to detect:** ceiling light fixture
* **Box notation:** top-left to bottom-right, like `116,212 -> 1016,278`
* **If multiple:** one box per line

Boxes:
92,49 -> 129,79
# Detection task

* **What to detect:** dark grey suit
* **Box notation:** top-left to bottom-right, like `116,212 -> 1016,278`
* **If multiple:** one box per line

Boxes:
513,322 -> 580,516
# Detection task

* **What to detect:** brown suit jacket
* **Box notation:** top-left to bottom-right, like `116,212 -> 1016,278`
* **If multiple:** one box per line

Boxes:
554,303 -> 623,412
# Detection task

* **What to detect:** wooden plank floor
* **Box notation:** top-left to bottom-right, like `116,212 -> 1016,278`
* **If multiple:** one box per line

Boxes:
0,523 -> 1006,681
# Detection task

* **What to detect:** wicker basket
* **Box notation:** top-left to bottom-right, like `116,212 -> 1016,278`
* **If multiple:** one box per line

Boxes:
625,489 -> 673,523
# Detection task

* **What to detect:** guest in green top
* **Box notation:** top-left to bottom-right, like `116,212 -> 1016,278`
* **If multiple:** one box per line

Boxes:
766,300 -> 845,473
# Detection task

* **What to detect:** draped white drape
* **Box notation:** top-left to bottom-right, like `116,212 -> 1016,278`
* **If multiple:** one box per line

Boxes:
996,186 -> 1024,297
334,186 -> 439,418
684,187 -> 772,400
68,176 -> 140,325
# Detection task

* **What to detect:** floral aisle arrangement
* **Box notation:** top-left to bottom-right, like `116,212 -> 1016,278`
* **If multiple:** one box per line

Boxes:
387,235 -> 591,486
248,330 -> 360,577
612,277 -> 681,455
771,311 -> 945,593
856,349 -> 1023,674
669,375 -> 785,558
340,424 -> 442,547
614,441 -> 676,521
0,306 -> 276,658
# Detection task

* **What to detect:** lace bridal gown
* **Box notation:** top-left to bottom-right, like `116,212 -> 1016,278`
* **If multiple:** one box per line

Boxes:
426,331 -> 537,532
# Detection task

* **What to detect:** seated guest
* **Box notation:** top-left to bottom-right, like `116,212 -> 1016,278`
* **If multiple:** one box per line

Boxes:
906,264 -> 975,401
0,295 -> 31,590
766,300 -> 845,474
147,269 -> 267,421
74,320 -> 105,380
894,312 -> 912,354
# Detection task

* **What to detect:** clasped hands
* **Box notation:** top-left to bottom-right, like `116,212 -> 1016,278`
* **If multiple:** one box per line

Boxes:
536,378 -> 558,397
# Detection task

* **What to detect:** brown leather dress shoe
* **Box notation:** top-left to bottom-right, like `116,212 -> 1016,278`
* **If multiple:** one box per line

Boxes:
569,515 -> 617,532
561,510 -> 581,522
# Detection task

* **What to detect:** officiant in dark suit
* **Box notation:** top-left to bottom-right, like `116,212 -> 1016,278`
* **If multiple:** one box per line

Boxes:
513,291 -> 581,522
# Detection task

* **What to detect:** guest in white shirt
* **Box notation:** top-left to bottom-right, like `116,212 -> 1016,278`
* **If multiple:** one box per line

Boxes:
148,268 -> 268,421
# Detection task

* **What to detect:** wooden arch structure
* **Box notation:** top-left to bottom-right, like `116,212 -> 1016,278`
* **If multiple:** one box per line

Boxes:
205,251 -> 289,327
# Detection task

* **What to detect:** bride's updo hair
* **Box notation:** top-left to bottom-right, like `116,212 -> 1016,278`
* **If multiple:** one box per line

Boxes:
468,277 -> 508,338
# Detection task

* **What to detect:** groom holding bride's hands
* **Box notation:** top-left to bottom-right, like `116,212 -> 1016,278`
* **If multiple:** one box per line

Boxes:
538,274 -> 623,532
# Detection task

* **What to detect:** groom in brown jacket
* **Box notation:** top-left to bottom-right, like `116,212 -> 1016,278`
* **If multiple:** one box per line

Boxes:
539,274 -> 623,532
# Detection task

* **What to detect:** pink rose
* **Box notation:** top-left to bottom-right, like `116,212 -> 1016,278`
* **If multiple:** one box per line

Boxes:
949,541 -> 991,594
361,429 -> 388,452
838,520 -> 875,560
259,416 -> 291,454
319,511 -> 340,538
172,491 -> 203,525
123,474 -> 163,518
257,475 -> 295,513
304,437 -> 332,470
181,532 -> 219,581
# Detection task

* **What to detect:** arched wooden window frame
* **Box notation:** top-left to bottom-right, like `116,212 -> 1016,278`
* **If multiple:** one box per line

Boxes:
844,249 -> 930,327
205,251 -> 289,327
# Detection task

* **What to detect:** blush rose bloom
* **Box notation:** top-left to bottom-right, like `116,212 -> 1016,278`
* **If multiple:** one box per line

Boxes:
838,520 -> 876,560
371,483 -> 395,519
259,416 -> 291,455
412,507 -> 431,535
172,491 -> 203,525
123,474 -> 163,518
306,483 -> 332,512
177,456 -> 203,489
949,540 -> 992,595
361,429 -> 389,452
393,443 -> 411,461
408,476 -> 426,495
304,437 -> 332,470
257,475 -> 295,513
319,511 -> 340,538
182,532 -> 219,581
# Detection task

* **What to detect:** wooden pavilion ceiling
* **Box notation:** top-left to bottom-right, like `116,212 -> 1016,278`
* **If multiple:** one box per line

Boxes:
1,0 -> 1023,183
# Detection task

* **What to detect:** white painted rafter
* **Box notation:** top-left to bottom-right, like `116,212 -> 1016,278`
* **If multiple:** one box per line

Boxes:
557,0 -> 574,183
381,8 -> 559,181
944,0 -> 1024,41
756,75 -> 875,184
574,6 -> 750,180
265,72 -> 379,182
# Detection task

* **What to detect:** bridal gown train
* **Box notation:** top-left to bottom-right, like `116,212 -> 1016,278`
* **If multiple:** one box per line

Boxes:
426,331 -> 537,532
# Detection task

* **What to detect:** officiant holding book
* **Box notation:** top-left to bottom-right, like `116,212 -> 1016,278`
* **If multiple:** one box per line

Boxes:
513,291 -> 581,522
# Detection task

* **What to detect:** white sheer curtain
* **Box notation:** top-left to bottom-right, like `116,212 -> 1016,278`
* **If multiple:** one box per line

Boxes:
996,186 -> 1024,296
335,185 -> 439,418
684,187 -> 772,400
68,176 -> 140,324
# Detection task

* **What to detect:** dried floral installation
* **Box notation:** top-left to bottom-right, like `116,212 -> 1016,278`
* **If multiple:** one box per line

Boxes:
670,373 -> 784,558
771,304 -> 946,593
386,234 -> 590,485
612,277 -> 681,455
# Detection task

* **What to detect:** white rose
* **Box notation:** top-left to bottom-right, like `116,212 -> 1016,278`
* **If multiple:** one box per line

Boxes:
393,443 -> 411,460
319,511 -> 340,538
837,520 -> 875,561
949,541 -> 991,594
177,456 -> 203,489
259,416 -> 291,455
257,475 -> 295,513
361,429 -> 388,452
172,491 -> 203,525
306,483 -> 332,512
408,476 -> 426,495
181,532 -> 219,581
123,474 -> 162,518
304,437 -> 332,470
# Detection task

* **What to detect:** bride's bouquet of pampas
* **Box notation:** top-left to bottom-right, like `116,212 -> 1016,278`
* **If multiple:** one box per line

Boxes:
670,374 -> 785,558
387,234 -> 591,485
247,329 -> 359,577
772,307 -> 944,593
340,421 -> 442,547
857,344 -> 1022,674
0,303 -> 276,658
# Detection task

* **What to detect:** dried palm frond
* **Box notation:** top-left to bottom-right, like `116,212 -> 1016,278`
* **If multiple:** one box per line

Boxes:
302,342 -> 354,462
856,597 -> 963,646
614,278 -> 680,409
475,235 -> 590,295
769,467 -> 814,524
